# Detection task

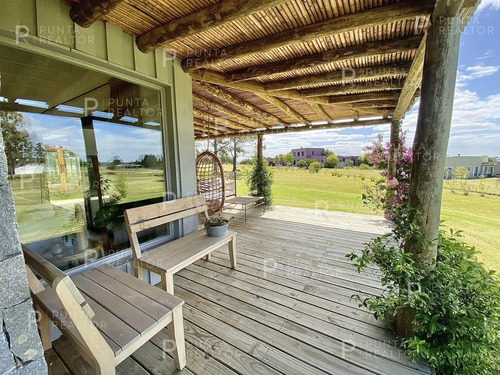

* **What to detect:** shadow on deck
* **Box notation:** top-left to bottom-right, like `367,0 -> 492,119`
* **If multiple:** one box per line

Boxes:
45,206 -> 431,375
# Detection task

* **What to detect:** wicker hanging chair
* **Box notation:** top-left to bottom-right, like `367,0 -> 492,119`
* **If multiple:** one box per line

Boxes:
195,151 -> 226,216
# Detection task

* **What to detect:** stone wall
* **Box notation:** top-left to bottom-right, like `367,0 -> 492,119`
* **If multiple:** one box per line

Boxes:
0,129 -> 47,373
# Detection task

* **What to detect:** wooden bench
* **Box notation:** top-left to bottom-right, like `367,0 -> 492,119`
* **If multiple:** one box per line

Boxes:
23,245 -> 186,375
124,195 -> 236,295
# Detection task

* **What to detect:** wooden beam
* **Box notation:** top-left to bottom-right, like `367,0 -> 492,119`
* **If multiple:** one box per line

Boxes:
182,1 -> 433,72
193,109 -> 251,131
328,91 -> 401,104
193,93 -> 269,129
193,119 -> 236,134
253,93 -> 310,125
392,36 -> 427,121
265,61 -> 412,91
397,0 -> 465,338
136,0 -> 289,54
351,100 -> 398,109
257,134 -> 263,166
194,81 -> 286,125
302,80 -> 404,97
309,103 -> 332,123
387,119 -> 401,181
195,118 -> 391,140
190,69 -> 392,116
225,36 -> 422,82
70,0 -> 124,28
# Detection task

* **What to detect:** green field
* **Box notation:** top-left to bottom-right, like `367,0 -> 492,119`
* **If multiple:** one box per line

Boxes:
230,164 -> 500,272
10,163 -> 500,272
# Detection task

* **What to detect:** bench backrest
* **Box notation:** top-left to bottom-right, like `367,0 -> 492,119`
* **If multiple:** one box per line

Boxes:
124,194 -> 209,260
22,245 -> 114,366
23,244 -> 95,319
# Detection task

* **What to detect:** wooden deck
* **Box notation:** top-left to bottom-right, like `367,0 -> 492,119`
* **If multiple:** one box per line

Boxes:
45,206 -> 431,375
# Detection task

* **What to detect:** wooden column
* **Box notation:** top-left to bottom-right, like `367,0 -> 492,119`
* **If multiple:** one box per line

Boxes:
257,134 -> 263,165
397,3 -> 464,337
387,119 -> 401,180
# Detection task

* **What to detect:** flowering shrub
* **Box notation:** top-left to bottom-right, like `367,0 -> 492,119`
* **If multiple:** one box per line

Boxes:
347,207 -> 500,375
361,132 -> 412,221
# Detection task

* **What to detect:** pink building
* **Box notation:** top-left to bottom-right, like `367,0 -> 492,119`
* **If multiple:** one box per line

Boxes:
291,147 -> 326,165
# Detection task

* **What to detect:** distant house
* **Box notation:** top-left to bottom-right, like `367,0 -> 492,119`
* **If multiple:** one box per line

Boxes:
291,147 -> 326,165
445,155 -> 499,178
337,156 -> 360,168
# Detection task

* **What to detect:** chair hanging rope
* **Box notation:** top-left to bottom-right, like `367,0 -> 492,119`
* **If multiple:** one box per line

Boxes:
195,150 -> 226,216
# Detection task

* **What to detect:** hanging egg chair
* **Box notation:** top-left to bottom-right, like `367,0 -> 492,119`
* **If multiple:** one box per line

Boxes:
195,151 -> 226,216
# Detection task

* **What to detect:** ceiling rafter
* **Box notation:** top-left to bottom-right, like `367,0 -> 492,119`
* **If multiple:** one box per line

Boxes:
328,91 -> 402,104
182,1 -> 433,72
195,118 -> 392,140
194,81 -> 287,126
253,93 -> 311,125
70,0 -> 125,28
224,36 -> 423,82
301,80 -> 405,98
193,93 -> 270,129
136,0 -> 290,53
189,69 -> 391,117
265,61 -> 412,92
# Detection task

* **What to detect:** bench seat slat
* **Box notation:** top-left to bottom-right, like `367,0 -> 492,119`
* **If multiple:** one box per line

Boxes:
95,265 -> 183,310
140,230 -> 236,272
72,274 -> 158,333
80,268 -> 172,321
79,290 -> 140,353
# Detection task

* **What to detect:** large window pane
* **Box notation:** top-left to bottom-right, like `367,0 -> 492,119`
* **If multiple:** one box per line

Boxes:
0,44 -> 169,270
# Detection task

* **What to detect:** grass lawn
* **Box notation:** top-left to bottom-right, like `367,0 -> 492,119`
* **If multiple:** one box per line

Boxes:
229,164 -> 500,272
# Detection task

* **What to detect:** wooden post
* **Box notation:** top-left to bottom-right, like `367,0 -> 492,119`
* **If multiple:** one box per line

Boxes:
387,119 -> 401,180
56,148 -> 68,191
257,134 -> 263,166
397,2 -> 464,337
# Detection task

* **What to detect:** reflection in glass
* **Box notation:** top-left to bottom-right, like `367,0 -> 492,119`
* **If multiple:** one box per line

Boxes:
0,44 -> 168,270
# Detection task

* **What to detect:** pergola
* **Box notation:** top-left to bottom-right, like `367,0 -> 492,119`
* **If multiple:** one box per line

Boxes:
65,0 -> 480,336
66,0 -> 477,140
0,3 -> 483,371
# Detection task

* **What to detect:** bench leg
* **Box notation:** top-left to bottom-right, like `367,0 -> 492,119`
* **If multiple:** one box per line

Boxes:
229,236 -> 237,268
35,304 -> 52,350
205,253 -> 211,261
161,272 -> 175,295
166,307 -> 186,370
133,261 -> 143,280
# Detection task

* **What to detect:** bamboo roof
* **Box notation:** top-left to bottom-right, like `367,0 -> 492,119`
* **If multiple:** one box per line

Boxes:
66,0 -> 480,139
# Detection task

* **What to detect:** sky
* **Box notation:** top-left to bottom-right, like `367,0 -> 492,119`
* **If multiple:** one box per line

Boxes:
23,114 -> 163,162
261,1 -> 500,159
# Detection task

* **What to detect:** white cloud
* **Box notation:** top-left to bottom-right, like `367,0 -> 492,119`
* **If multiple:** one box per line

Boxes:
457,64 -> 499,84
477,0 -> 500,11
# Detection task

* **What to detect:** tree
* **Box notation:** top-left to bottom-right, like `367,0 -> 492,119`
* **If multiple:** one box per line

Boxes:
296,159 -> 314,169
108,155 -> 123,170
283,152 -> 294,167
360,134 -> 388,170
0,112 -> 35,175
205,136 -> 254,171
248,159 -> 273,205
308,161 -> 322,173
323,149 -> 334,157
273,155 -> 281,165
324,153 -> 339,168
227,136 -> 254,171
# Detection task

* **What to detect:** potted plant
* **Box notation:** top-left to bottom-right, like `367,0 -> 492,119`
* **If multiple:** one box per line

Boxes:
204,215 -> 231,237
